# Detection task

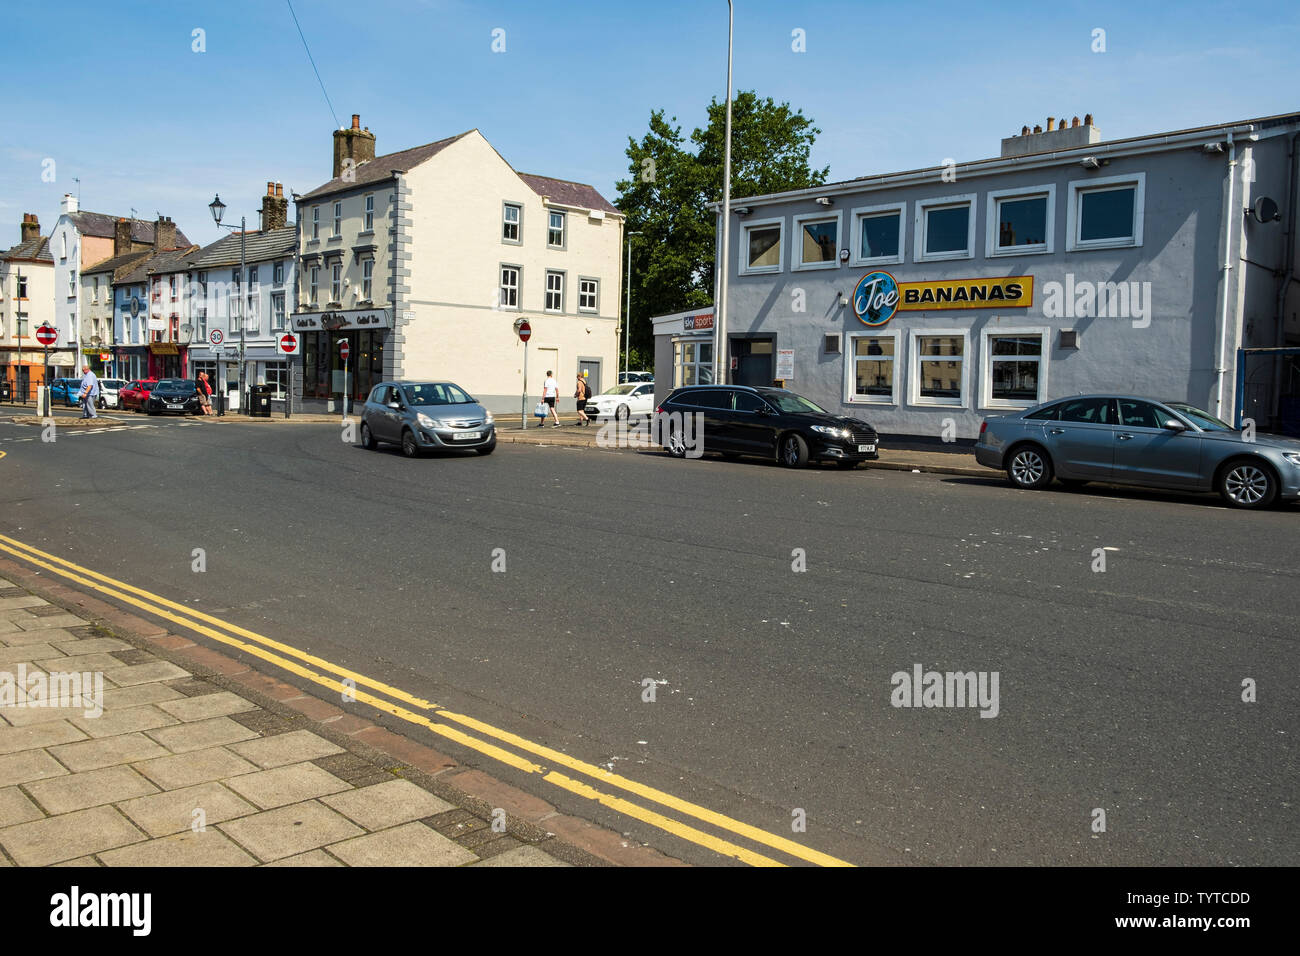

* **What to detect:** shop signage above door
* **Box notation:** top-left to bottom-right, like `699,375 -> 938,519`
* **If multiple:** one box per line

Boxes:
683,312 -> 714,331
149,343 -> 180,355
853,273 -> 1034,326
291,309 -> 392,332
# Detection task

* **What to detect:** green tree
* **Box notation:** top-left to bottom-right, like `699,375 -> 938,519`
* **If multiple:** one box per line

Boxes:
615,92 -> 829,364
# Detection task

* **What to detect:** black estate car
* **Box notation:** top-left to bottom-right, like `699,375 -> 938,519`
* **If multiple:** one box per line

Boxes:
657,385 -> 879,468
145,378 -> 201,415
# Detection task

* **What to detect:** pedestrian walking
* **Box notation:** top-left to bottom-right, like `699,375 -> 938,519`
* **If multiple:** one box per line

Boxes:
197,372 -> 213,415
575,373 -> 593,426
76,365 -> 99,419
542,370 -> 561,427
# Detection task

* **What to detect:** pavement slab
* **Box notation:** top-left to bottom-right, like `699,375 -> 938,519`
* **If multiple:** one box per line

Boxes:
132,746 -> 261,790
146,716 -> 259,754
24,765 -> 159,815
321,779 -> 456,831
116,782 -> 257,838
0,805 -> 146,866
157,690 -> 258,722
219,800 -> 366,862
326,821 -> 478,867
229,729 -> 344,768
49,731 -> 169,771
98,828 -> 259,867
472,844 -> 572,867
223,761 -> 352,810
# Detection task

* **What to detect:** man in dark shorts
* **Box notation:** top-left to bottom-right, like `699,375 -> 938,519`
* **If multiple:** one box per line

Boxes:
575,373 -> 592,426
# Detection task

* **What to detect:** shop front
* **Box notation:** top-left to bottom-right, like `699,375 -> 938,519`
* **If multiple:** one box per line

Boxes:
651,307 -> 715,406
292,309 -> 390,413
147,342 -> 186,380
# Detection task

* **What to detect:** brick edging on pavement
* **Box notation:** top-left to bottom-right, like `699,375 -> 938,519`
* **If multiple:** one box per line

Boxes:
0,554 -> 687,868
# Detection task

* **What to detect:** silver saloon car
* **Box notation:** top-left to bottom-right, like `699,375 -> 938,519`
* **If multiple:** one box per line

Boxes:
360,381 -> 496,458
975,395 -> 1300,509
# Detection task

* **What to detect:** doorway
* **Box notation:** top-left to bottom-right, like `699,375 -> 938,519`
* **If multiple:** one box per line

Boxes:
732,337 -> 774,387
578,358 -> 601,396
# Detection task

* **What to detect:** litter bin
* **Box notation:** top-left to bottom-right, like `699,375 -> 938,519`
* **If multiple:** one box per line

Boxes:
249,384 -> 273,418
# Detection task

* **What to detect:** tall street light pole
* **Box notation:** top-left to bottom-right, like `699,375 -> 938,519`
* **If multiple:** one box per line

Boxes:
624,230 -> 642,380
716,0 -> 734,386
209,195 -> 247,413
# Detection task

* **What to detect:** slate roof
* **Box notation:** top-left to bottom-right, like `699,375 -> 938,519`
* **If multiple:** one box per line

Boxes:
517,173 -> 620,215
117,246 -> 200,285
83,250 -> 154,281
2,236 -> 53,263
299,132 -> 473,200
64,211 -> 191,247
186,227 -> 297,268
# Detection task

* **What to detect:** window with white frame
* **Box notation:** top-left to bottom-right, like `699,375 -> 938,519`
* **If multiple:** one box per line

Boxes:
915,194 -> 976,261
364,195 -> 374,231
981,329 -> 1046,407
547,211 -> 565,248
500,265 -> 519,308
271,293 -> 286,330
195,307 -> 207,339
987,186 -> 1054,256
361,259 -> 373,300
850,204 -> 905,265
1067,173 -> 1145,251
674,339 -> 715,386
502,203 -> 521,243
311,207 -> 320,239
245,291 -> 258,333
273,261 -> 284,284
92,276 -> 100,303
741,218 -> 783,274
169,275 -> 177,299
248,266 -> 258,290
910,331 -> 967,406
333,202 -> 342,237
330,263 -> 341,302
846,332 -> 899,404
68,270 -> 76,296
309,266 -> 319,305
545,271 -> 564,312
792,212 -> 841,270
198,271 -> 207,298
578,278 -> 598,312
265,362 -> 288,400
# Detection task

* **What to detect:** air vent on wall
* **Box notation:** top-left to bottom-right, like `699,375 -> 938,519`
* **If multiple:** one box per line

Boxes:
824,333 -> 841,354
1059,329 -> 1079,350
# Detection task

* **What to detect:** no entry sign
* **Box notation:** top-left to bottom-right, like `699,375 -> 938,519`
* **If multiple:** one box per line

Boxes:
277,333 -> 299,355
35,325 -> 57,346
516,319 -> 531,343
339,341 -> 350,361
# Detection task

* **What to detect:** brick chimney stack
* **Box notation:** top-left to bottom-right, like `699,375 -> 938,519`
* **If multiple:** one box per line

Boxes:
153,215 -> 177,252
260,180 -> 288,231
20,213 -> 40,244
332,113 -> 376,179
114,218 -> 133,255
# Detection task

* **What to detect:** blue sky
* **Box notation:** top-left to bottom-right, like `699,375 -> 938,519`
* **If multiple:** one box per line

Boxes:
2,0 -> 1297,248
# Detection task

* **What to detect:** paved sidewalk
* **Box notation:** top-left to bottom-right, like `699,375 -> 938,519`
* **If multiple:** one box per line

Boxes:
0,576 -> 674,867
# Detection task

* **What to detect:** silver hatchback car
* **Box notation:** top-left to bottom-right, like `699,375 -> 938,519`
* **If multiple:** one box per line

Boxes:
360,381 -> 496,458
975,395 -> 1300,509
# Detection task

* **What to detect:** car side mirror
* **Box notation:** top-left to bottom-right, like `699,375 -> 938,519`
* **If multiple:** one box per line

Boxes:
387,401 -> 401,410
755,405 -> 772,415
1162,419 -> 1187,431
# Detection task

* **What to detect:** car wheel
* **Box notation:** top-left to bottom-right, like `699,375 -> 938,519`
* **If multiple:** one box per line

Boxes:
400,428 -> 419,458
779,433 -> 809,468
616,404 -> 630,422
1006,444 -> 1052,489
1218,459 -> 1277,509
360,422 -> 377,450
475,442 -> 496,456
665,424 -> 688,458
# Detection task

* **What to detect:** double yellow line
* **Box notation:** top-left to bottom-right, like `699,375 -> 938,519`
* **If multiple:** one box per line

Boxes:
0,533 -> 852,867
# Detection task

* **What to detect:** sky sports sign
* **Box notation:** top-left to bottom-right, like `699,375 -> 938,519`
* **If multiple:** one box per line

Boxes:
852,272 -> 1033,326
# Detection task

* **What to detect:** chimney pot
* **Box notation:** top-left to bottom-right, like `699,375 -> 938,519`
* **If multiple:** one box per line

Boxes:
1046,117 -> 1055,131
1084,113 -> 1094,126
351,113 -> 360,130
1021,125 -> 1030,136
275,182 -> 283,198
1072,116 -> 1080,128
267,181 -> 275,196
20,213 -> 40,243
1033,124 -> 1043,134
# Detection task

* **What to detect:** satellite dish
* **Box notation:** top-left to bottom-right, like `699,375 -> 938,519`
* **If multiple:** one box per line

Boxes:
179,324 -> 194,345
1251,197 -> 1281,223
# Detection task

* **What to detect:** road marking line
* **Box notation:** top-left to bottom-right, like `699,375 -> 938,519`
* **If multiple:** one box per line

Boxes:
0,533 -> 845,867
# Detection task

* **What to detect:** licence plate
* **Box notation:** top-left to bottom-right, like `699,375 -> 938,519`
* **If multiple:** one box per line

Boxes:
452,431 -> 481,441
167,403 -> 183,409
858,444 -> 875,453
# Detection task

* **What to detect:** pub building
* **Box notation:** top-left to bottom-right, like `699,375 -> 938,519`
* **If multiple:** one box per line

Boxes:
660,110 -> 1300,440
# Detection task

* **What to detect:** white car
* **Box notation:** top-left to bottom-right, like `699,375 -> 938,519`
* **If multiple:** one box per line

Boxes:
587,382 -> 655,421
97,379 -> 128,409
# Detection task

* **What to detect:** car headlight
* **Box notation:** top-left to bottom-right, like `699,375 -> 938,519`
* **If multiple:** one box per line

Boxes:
484,410 -> 494,425
811,425 -> 849,439
417,413 -> 438,429
1283,452 -> 1300,467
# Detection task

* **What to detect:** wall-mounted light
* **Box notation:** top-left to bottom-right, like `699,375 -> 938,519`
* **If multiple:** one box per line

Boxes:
1079,156 -> 1104,170
815,197 -> 833,206
733,206 -> 752,216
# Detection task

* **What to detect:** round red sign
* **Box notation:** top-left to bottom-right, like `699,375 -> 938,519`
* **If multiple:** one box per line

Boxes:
280,333 -> 297,353
35,325 -> 57,346
517,320 -> 532,342
339,341 -> 350,361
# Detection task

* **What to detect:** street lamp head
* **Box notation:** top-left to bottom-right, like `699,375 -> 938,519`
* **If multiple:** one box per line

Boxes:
209,194 -> 226,226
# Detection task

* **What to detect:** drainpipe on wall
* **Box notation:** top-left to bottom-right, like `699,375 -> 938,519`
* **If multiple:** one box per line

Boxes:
1274,131 -> 1300,421
1214,132 -> 1237,418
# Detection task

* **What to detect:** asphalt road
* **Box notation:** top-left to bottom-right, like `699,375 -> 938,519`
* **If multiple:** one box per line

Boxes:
1,417 -> 1296,866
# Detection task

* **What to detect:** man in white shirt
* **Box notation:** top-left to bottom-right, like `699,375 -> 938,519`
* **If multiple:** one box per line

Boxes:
542,370 -> 560,427
77,366 -> 100,420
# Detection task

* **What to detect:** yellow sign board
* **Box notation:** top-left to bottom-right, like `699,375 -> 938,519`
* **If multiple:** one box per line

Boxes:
898,276 -> 1033,311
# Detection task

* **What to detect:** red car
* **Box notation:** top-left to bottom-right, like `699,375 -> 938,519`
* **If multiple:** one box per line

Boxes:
120,380 -> 158,412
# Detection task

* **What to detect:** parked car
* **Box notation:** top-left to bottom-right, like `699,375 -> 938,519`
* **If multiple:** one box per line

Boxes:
588,382 -> 655,421
657,384 -> 879,468
120,380 -> 158,412
49,378 -> 81,406
145,379 -> 201,415
360,381 -> 496,458
618,371 -> 654,384
96,378 -> 127,409
974,394 -> 1300,509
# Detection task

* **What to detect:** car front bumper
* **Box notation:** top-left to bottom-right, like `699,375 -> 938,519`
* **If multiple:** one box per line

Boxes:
413,424 -> 497,448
